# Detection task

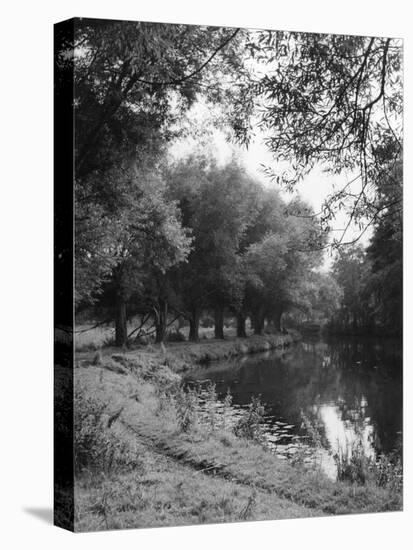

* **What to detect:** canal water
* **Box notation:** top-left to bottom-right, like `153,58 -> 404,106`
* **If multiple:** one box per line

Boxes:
184,336 -> 403,478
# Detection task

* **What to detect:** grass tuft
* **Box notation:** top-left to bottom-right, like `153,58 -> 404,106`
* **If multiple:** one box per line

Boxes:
74,382 -> 139,476
234,395 -> 265,443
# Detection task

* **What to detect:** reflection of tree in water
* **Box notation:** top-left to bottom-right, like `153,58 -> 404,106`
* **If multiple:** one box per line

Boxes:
187,337 -> 402,459
324,336 -> 402,456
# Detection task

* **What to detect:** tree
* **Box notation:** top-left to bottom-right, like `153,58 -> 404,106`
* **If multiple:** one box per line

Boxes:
330,245 -> 372,333
244,201 -> 325,333
195,160 -> 259,338
308,272 -> 342,325
244,233 -> 287,333
77,165 -> 191,346
71,19 -> 250,344
234,31 -> 402,245
73,19 -> 247,180
165,155 -> 259,340
235,186 -> 286,336
330,161 -> 402,336
364,162 -> 402,334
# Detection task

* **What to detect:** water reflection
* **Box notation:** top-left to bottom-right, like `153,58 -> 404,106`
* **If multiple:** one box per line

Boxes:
185,336 -> 402,477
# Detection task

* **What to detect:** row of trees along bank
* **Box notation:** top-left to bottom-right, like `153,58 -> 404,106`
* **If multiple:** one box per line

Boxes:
76,153 -> 329,345
61,21 -> 402,345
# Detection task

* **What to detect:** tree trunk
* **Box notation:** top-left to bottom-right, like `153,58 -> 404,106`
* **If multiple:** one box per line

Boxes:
115,296 -> 127,347
273,308 -> 284,332
155,300 -> 168,343
236,313 -> 247,338
253,315 -> 264,335
252,308 -> 265,335
189,310 -> 200,341
214,307 -> 225,339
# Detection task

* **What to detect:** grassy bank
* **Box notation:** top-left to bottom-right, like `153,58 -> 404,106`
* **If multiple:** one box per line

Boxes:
76,331 -> 301,372
163,331 -> 301,365
73,350 -> 402,531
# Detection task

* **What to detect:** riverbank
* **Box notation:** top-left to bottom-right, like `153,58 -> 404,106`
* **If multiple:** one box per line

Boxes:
76,331 -> 301,371
73,350 -> 402,531
168,331 -> 301,365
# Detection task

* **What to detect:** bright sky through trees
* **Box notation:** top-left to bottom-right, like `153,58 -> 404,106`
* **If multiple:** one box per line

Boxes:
169,99 -> 371,268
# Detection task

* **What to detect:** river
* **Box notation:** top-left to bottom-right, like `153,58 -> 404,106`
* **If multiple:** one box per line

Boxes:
184,335 -> 403,478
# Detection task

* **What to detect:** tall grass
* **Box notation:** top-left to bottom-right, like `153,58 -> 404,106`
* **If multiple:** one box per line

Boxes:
233,396 -> 265,443
297,411 -> 402,492
334,438 -> 402,490
175,386 -> 200,432
165,380 -> 265,443
74,383 -> 139,475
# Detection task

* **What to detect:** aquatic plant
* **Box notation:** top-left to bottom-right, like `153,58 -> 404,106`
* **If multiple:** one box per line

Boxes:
334,437 -> 403,490
234,396 -> 265,443
175,386 -> 200,432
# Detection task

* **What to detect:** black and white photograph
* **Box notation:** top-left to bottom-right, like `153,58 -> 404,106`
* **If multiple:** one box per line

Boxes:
2,2 -> 410,548
53,16 -> 403,532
